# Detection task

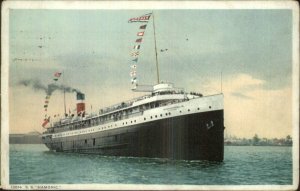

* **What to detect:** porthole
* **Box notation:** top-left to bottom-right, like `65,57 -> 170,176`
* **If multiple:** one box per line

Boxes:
180,110 -> 182,113
169,112 -> 171,115
160,114 -> 163,117
144,117 -> 146,120
155,115 -> 157,118
134,120 -> 136,122
131,121 -> 132,123
188,109 -> 190,112
165,113 -> 168,116
151,116 -> 153,119
209,106 -> 211,109
197,108 -> 200,110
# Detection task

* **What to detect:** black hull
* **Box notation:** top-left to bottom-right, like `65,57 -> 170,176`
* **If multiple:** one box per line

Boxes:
44,110 -> 224,161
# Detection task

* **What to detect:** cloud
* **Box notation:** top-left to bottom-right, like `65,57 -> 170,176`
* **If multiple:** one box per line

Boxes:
230,92 -> 253,100
190,73 -> 292,138
226,86 -> 292,138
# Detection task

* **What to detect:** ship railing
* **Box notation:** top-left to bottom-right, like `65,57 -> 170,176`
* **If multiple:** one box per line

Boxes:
50,110 -> 145,133
101,92 -> 188,118
45,97 -> 188,134
49,96 -> 189,133
46,93 -> 192,134
43,128 -> 54,134
99,91 -> 186,116
99,94 -> 152,115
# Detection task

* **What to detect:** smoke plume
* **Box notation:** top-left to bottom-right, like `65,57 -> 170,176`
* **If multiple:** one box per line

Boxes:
18,79 -> 81,96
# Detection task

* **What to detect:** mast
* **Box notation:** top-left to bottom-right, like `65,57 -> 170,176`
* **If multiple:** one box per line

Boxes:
152,12 -> 160,84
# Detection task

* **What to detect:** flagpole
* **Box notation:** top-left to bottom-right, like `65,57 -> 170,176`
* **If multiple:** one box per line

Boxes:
152,12 -> 160,84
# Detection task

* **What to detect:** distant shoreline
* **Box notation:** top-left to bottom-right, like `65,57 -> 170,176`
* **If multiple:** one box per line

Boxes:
9,133 -> 42,144
9,133 -> 293,147
224,144 -> 292,147
9,143 -> 293,147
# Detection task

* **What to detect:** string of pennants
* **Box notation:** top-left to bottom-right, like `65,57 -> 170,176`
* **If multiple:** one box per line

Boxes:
42,72 -> 62,128
128,13 -> 152,86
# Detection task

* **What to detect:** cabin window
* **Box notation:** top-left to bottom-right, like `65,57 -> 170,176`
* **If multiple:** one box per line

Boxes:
197,108 -> 200,110
209,106 -> 211,109
85,139 -> 87,144
155,115 -> 157,118
160,114 -> 163,117
188,109 -> 190,112
144,117 -> 146,120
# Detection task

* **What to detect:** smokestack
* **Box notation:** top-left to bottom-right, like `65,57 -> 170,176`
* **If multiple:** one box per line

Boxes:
76,92 -> 85,116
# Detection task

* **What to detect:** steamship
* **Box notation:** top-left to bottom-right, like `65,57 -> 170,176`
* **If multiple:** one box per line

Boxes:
41,12 -> 225,161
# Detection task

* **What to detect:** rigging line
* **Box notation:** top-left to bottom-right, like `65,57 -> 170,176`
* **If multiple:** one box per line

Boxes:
221,71 -> 223,93
63,70 -> 67,116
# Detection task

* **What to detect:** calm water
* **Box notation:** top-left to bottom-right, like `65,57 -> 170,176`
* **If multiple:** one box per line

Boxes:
10,144 -> 292,185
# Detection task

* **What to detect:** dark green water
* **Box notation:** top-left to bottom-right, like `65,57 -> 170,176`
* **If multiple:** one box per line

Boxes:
10,144 -> 292,185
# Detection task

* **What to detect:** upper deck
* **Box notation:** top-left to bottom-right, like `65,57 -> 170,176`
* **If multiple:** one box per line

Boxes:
43,83 -> 203,134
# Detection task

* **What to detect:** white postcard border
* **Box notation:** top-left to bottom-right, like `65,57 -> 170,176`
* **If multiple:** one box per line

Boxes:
1,1 -> 299,190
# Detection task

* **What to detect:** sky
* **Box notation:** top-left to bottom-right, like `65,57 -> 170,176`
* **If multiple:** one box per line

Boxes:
8,8 -> 294,138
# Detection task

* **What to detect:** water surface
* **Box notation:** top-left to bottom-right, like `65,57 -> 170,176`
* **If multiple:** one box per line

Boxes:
10,145 -> 292,185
